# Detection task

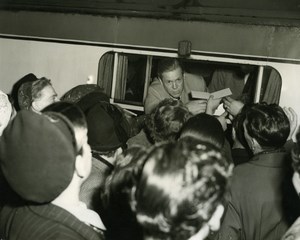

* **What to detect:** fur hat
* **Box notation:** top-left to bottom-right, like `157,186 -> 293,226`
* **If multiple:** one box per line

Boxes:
0,110 -> 77,203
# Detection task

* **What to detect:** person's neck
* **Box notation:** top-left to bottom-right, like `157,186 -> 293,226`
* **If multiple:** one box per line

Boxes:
52,174 -> 82,208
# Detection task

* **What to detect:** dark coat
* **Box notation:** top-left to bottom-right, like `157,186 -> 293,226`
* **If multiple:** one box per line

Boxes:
0,203 -> 104,240
217,151 -> 293,240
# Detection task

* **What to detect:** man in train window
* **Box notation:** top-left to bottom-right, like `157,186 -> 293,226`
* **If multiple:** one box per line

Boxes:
144,58 -> 208,114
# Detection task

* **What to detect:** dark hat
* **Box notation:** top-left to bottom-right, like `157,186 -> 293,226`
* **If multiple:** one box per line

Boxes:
61,84 -> 108,104
10,73 -> 37,111
77,95 -> 129,152
76,91 -> 109,111
18,81 -> 34,110
0,110 -> 77,203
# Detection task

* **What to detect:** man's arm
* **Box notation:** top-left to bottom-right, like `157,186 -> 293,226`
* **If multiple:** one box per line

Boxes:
208,70 -> 224,93
144,86 -> 162,114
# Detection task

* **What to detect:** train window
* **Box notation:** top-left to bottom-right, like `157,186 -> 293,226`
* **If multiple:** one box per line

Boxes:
258,66 -> 282,104
150,58 -> 282,105
98,52 -> 114,97
98,52 -> 148,109
98,52 -> 281,112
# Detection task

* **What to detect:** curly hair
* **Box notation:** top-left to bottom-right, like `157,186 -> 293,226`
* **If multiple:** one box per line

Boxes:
132,139 -> 232,240
102,146 -> 148,240
244,103 -> 290,149
145,99 -> 191,143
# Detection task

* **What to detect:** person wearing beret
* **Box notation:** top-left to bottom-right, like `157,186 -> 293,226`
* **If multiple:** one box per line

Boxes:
0,110 -> 104,240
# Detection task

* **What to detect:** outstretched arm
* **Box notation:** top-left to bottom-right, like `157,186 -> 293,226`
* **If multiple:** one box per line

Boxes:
223,97 -> 244,117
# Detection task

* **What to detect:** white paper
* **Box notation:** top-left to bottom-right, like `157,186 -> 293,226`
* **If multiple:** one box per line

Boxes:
191,88 -> 232,100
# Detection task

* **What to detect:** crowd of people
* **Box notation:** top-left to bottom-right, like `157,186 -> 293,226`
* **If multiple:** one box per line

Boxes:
0,57 -> 299,240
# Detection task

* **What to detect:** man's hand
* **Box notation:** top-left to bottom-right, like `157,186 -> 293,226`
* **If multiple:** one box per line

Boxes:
206,96 -> 222,115
283,107 -> 298,142
223,97 -> 244,116
186,100 -> 207,115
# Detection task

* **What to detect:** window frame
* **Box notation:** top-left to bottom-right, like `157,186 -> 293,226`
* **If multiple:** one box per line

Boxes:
99,48 -> 282,113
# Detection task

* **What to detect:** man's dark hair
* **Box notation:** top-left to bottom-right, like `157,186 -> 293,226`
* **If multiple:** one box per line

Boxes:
157,58 -> 184,79
244,103 -> 290,149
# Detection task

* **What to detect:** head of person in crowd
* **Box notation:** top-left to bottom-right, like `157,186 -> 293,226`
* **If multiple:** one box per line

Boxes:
131,139 -> 231,240
10,73 -> 37,111
77,93 -> 130,162
42,101 -> 88,153
243,103 -> 290,155
180,113 -> 225,149
145,98 -> 191,143
157,58 -> 185,99
61,84 -> 108,103
0,110 -> 91,204
0,91 -> 13,136
102,146 -> 147,240
18,77 -> 58,112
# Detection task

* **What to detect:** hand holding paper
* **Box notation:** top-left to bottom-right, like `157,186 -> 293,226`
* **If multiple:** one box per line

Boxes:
206,96 -> 222,115
223,97 -> 244,116
191,88 -> 232,100
186,100 -> 207,115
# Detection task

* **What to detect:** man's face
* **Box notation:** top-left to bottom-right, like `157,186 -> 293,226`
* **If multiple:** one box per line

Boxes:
33,85 -> 58,111
160,67 -> 184,98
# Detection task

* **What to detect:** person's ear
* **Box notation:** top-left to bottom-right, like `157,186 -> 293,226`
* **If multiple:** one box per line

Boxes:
292,172 -> 300,195
75,154 -> 90,179
251,138 -> 261,152
31,100 -> 39,111
158,76 -> 163,85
